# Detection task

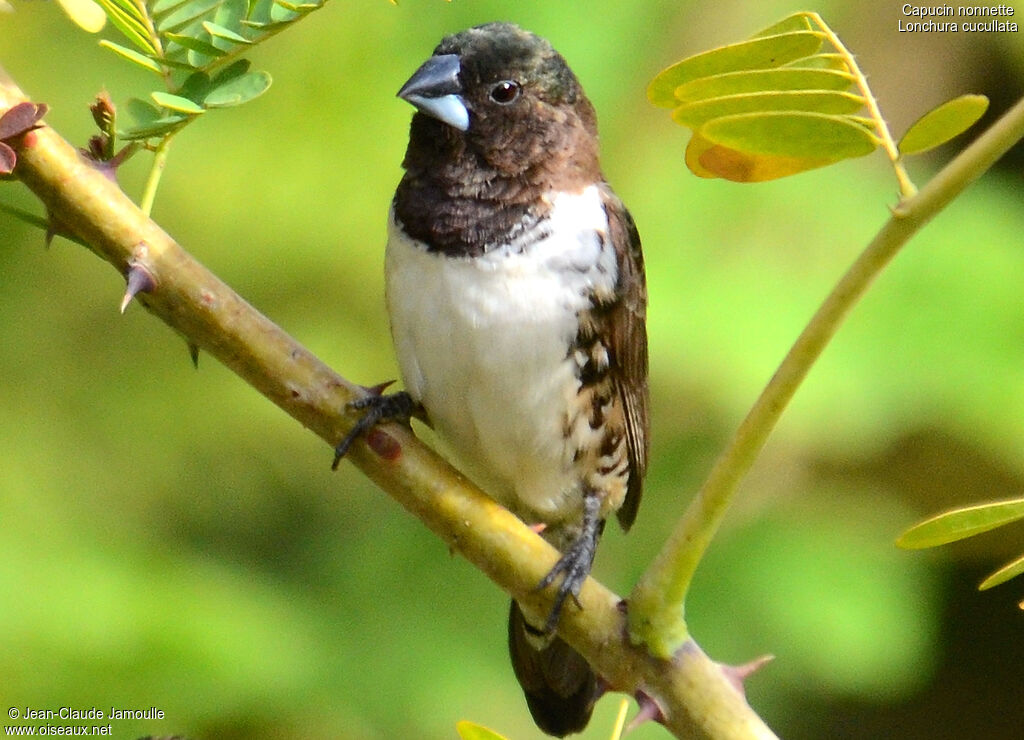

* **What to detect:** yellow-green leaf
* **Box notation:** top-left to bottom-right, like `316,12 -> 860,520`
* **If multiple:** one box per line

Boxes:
786,52 -> 849,72
752,11 -> 814,37
673,90 -> 865,128
674,68 -> 855,103
151,91 -> 206,114
979,553 -> 1024,591
94,0 -> 157,54
99,40 -> 163,75
896,496 -> 1024,549
455,721 -> 509,740
648,31 -> 826,108
57,0 -> 107,32
700,111 -> 880,159
898,94 -> 989,155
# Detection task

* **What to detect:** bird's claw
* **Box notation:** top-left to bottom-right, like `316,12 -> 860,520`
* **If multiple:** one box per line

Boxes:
534,491 -> 602,633
332,390 -> 416,470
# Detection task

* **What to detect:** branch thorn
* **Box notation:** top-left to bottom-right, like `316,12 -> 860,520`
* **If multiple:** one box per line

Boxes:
120,263 -> 155,314
720,654 -> 774,697
627,689 -> 666,732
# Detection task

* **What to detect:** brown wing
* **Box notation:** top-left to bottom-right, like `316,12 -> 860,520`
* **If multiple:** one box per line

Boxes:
601,185 -> 649,531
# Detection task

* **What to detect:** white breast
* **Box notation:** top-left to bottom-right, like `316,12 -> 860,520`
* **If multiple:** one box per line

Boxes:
384,185 -> 617,522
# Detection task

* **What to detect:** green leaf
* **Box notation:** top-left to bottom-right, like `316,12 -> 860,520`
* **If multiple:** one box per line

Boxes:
150,0 -> 190,16
246,0 -> 276,26
269,0 -> 299,22
204,69 -> 272,107
273,0 -> 324,11
93,0 -> 157,54
118,115 -> 189,139
898,94 -> 989,155
702,111 -> 879,159
177,70 -> 213,103
125,97 -> 161,125
151,91 -> 206,114
207,0 -> 248,50
786,53 -> 849,72
238,19 -> 288,31
455,721 -> 509,740
209,58 -> 251,85
752,12 -> 814,36
896,496 -> 1024,549
203,20 -> 251,44
673,91 -> 865,128
99,40 -> 163,75
156,0 -> 222,33
648,31 -> 826,108
101,0 -> 145,18
979,553 -> 1024,590
164,31 -> 227,58
674,68 -> 855,102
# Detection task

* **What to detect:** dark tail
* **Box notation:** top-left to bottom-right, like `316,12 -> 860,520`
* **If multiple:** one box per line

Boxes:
507,600 -> 597,737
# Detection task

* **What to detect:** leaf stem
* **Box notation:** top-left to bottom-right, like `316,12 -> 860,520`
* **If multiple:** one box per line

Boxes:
627,94 -> 1024,657
807,12 -> 918,199
139,132 -> 174,216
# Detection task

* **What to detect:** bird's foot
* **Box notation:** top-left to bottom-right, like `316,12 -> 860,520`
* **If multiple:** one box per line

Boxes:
534,491 -> 602,633
332,389 -> 418,470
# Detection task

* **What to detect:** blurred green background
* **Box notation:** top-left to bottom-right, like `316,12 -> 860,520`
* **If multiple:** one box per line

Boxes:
2,0 -> 1023,738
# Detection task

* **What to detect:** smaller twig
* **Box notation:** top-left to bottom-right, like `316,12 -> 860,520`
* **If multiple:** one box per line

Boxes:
139,130 -> 174,216
628,95 -> 1024,657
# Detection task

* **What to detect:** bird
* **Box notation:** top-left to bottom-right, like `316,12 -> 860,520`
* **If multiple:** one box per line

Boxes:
334,22 -> 649,736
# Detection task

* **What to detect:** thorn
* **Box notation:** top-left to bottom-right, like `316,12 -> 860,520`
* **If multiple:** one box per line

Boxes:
528,522 -> 548,535
44,209 -> 70,247
720,654 -> 774,697
120,263 -> 155,314
363,379 -> 396,396
188,342 -> 200,368
627,690 -> 666,732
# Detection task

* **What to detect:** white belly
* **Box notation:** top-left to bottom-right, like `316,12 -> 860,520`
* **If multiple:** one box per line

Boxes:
384,185 -> 616,522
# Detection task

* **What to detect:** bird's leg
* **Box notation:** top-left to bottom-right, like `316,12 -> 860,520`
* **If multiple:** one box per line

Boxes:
535,490 -> 603,633
332,390 -> 420,469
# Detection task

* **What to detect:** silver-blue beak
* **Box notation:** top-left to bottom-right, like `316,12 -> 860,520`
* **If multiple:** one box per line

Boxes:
397,53 -> 470,132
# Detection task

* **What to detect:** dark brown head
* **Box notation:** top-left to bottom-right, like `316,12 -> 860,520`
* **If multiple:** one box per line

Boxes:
397,22 -> 600,185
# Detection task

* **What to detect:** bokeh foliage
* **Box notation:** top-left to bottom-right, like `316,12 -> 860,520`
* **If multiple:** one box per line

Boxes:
2,1 -> 1023,738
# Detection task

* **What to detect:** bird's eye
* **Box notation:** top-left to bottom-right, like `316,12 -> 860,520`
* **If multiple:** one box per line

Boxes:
489,80 -> 521,104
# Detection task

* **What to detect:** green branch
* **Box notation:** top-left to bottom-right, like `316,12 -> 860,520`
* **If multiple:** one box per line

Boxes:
0,65 -> 775,740
628,94 -> 1024,657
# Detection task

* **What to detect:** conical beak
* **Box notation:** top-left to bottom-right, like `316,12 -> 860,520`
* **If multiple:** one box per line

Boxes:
397,53 -> 470,131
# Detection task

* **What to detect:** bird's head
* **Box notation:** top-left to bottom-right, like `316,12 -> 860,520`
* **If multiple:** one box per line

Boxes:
397,22 -> 599,181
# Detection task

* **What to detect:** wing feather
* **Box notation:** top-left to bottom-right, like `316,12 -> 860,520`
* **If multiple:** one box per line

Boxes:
600,185 -> 649,531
